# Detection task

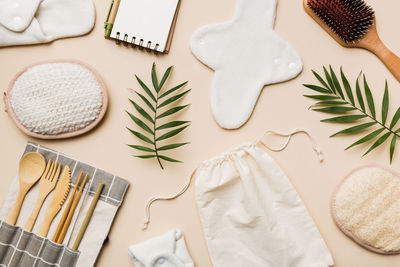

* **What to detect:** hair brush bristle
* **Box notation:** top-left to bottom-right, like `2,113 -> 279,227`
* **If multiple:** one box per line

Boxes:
307,0 -> 375,43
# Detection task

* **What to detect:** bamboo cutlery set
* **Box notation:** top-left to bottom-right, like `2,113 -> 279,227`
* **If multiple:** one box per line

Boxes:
6,151 -> 103,250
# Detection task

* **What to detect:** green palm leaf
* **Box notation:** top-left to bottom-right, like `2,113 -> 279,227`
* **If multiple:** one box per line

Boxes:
304,66 -> 400,163
304,95 -> 340,100
159,66 -> 172,90
129,99 -> 154,124
390,135 -> 397,163
151,63 -> 159,92
363,132 -> 391,156
156,126 -> 189,141
321,115 -> 367,123
128,145 -> 155,152
158,143 -> 189,151
363,75 -> 375,119
127,63 -> 190,169
313,107 -> 356,113
135,75 -> 156,102
158,155 -> 182,163
156,121 -> 190,130
126,111 -> 154,135
158,89 -> 191,109
330,122 -> 376,137
157,105 -> 189,119
355,77 -> 365,112
340,67 -> 354,105
324,66 -> 335,93
390,107 -> 400,129
382,80 -> 389,125
159,81 -> 188,98
330,65 -> 344,98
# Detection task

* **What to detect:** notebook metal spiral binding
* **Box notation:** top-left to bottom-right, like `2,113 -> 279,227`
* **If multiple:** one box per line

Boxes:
115,32 -> 159,53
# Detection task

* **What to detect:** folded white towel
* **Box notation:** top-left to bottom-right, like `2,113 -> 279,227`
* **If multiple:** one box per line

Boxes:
128,229 -> 194,267
0,0 -> 95,47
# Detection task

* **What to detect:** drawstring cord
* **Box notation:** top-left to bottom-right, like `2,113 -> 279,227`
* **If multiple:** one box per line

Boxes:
141,170 -> 197,230
257,128 -> 324,162
141,128 -> 323,230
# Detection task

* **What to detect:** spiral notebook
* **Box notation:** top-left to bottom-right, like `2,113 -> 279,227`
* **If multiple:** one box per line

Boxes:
104,0 -> 180,53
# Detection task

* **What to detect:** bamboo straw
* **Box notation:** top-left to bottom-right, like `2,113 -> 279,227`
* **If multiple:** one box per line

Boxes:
56,174 -> 88,244
52,172 -> 83,242
72,183 -> 104,250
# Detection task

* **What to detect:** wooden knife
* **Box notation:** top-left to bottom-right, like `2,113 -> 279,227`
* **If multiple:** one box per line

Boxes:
38,165 -> 71,237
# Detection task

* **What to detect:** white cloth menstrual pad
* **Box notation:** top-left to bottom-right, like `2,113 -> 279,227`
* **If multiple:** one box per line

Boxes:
190,0 -> 303,129
0,0 -> 95,46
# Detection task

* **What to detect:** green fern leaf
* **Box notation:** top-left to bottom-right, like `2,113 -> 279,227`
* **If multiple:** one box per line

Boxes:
156,121 -> 190,130
159,81 -> 188,98
135,75 -> 156,102
330,122 -> 376,137
341,67 -> 354,105
157,105 -> 189,119
329,65 -> 344,98
363,75 -> 375,119
304,66 -> 400,163
128,145 -> 155,152
382,80 -> 389,125
159,66 -> 173,90
158,155 -> 182,163
126,111 -> 154,135
390,107 -> 400,129
321,115 -> 367,123
156,126 -> 189,141
127,63 -> 191,169
158,89 -> 191,109
390,135 -> 397,163
324,66 -> 335,93
363,132 -> 391,156
355,77 -> 365,112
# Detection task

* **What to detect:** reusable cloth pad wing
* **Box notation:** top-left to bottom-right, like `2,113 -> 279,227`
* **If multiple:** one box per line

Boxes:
190,0 -> 303,129
332,166 -> 400,254
194,143 -> 333,267
0,0 -> 95,47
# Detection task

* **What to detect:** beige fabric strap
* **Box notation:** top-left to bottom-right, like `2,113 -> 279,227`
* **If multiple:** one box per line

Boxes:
141,128 -> 323,230
257,128 -> 324,162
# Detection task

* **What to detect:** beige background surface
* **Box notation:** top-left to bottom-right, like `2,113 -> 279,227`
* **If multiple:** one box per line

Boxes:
1,0 -> 400,266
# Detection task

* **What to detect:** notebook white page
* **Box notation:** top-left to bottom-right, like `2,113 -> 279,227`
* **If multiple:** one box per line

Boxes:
111,0 -> 179,52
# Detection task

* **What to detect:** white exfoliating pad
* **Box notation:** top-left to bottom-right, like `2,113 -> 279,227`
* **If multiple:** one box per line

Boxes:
190,0 -> 303,129
3,60 -> 108,139
332,166 -> 400,254
0,0 -> 95,47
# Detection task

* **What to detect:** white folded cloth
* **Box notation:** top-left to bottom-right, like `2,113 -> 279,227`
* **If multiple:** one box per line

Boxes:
0,0 -> 95,47
128,229 -> 194,267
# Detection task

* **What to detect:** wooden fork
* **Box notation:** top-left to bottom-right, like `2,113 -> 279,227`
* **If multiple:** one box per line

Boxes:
25,160 -> 61,232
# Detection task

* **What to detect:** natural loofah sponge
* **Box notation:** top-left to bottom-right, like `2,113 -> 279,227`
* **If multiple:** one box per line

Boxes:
332,166 -> 400,254
4,60 -> 108,139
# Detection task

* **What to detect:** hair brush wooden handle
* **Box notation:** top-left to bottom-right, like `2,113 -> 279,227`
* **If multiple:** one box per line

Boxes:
304,0 -> 400,82
364,37 -> 400,82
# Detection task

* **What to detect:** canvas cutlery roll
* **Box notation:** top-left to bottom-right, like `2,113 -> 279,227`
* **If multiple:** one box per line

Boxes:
0,142 -> 129,267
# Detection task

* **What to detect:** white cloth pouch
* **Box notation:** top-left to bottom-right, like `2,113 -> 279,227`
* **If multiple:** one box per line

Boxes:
0,142 -> 130,267
194,141 -> 333,267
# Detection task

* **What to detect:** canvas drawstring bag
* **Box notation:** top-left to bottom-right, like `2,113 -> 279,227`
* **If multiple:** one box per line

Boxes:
142,129 -> 334,267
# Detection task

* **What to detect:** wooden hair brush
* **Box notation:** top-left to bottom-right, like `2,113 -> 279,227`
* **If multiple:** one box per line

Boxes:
304,0 -> 400,82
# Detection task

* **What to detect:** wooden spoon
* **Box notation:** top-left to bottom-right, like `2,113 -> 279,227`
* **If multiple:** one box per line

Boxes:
7,152 -> 46,225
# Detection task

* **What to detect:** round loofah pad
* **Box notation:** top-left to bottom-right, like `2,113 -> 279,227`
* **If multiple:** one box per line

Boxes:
3,60 -> 108,139
332,166 -> 400,254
